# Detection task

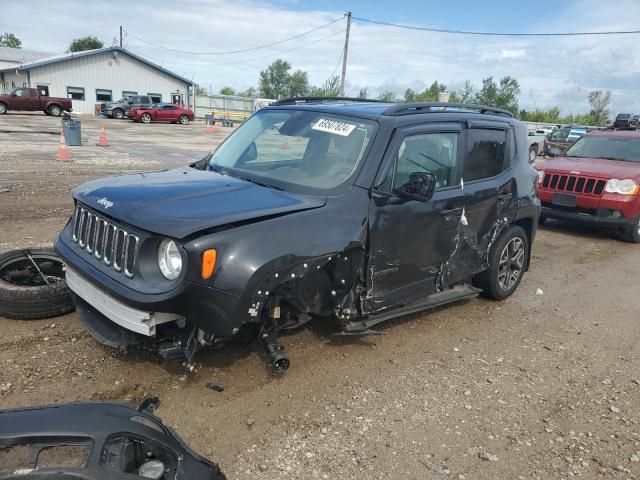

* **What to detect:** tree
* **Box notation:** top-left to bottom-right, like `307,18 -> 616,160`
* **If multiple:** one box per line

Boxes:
238,86 -> 257,98
587,90 -> 611,126
378,89 -> 397,102
0,33 -> 21,48
259,59 -> 292,99
194,85 -> 208,96
456,80 -> 475,103
68,36 -> 104,52
289,70 -> 310,97
474,76 -> 520,114
219,86 -> 235,96
310,75 -> 341,97
357,88 -> 368,99
404,81 -> 447,102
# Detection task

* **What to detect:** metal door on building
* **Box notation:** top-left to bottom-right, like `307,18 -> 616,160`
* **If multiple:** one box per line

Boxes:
171,93 -> 183,106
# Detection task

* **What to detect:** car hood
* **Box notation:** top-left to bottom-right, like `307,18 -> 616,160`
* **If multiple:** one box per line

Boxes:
73,168 -> 326,238
538,156 -> 640,180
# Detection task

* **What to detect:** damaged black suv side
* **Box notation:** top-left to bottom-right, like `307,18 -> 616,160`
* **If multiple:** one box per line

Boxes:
55,98 -> 540,374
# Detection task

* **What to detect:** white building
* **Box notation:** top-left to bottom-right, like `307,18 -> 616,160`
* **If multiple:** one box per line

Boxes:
0,46 -> 193,114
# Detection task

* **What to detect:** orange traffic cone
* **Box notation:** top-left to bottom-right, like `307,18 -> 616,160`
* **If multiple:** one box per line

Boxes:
97,127 -> 109,147
57,131 -> 69,161
282,140 -> 289,150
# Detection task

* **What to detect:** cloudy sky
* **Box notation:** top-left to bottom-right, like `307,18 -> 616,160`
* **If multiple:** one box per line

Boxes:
3,0 -> 640,114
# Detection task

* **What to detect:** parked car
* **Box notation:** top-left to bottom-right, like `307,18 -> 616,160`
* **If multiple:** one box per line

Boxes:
100,94 -> 154,119
528,130 -> 547,162
0,87 -> 72,116
54,99 -> 540,374
536,129 -> 640,242
131,103 -> 194,124
544,125 -> 588,156
613,113 -> 639,130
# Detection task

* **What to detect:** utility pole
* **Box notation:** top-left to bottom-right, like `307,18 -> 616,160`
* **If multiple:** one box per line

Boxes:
119,26 -> 123,48
339,11 -> 351,97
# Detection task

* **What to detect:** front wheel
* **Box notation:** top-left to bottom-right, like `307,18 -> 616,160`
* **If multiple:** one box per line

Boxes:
140,113 -> 151,124
112,108 -> 124,119
178,114 -> 189,125
529,147 -> 537,163
0,103 -> 7,114
620,216 -> 640,243
48,104 -> 62,117
474,225 -> 529,300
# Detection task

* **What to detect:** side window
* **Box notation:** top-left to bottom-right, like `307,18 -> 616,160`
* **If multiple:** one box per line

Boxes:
29,89 -> 38,97
66,87 -> 85,100
380,132 -> 459,192
463,129 -> 507,182
15,88 -> 29,97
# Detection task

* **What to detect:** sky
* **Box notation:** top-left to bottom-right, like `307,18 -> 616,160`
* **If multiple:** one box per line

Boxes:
2,0 -> 640,114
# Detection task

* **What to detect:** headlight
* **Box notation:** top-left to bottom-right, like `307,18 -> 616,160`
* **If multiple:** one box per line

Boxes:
605,178 -> 638,195
158,239 -> 182,280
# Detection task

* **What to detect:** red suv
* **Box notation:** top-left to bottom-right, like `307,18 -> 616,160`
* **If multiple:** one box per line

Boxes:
536,130 -> 640,242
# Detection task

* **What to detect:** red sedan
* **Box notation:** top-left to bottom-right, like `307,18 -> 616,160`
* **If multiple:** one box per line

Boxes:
130,103 -> 195,125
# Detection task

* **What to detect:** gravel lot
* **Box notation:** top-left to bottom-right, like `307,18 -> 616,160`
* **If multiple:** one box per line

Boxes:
1,113 -> 639,479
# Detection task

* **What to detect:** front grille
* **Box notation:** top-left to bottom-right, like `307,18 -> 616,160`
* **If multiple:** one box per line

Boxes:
72,204 -> 139,277
542,173 -> 606,196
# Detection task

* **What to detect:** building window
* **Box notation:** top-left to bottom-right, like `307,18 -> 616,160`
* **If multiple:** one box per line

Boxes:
148,93 -> 162,103
37,85 -> 49,96
122,90 -> 137,99
96,89 -> 112,101
67,86 -> 85,101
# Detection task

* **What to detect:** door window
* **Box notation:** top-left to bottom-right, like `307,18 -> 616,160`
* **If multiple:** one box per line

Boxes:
380,132 -> 459,192
14,88 -> 29,97
463,129 -> 507,182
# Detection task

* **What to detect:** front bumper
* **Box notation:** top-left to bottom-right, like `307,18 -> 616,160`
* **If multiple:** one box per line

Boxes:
541,205 -> 636,227
55,234 -> 241,338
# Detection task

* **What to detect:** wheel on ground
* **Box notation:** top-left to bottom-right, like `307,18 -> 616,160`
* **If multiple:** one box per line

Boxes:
0,103 -> 7,114
529,147 -> 537,163
0,247 -> 74,320
48,104 -> 62,117
140,113 -> 151,124
473,225 -> 529,300
178,115 -> 189,125
43,110 -> 50,116
619,216 -> 640,243
112,108 -> 124,119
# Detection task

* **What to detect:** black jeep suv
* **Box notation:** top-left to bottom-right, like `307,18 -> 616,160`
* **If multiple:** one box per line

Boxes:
55,98 -> 540,374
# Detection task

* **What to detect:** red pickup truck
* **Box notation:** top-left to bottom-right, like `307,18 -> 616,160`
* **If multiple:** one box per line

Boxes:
0,87 -> 72,116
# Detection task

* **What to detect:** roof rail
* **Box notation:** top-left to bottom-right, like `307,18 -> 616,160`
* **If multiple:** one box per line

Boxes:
271,96 -> 387,106
383,102 -> 514,118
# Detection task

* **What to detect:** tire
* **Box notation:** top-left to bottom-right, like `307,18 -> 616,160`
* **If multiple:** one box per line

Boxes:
620,216 -> 640,243
0,247 -> 74,320
48,104 -> 62,117
474,225 -> 529,300
112,108 -> 124,120
43,110 -> 50,116
140,113 -> 151,124
529,147 -> 537,163
178,114 -> 189,125
0,102 -> 7,114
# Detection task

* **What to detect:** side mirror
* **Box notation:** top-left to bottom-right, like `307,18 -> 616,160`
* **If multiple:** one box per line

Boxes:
394,172 -> 436,202
238,141 -> 258,164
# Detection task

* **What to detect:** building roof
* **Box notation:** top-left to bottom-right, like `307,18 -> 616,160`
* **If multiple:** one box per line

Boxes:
0,46 -> 193,85
0,47 -> 54,64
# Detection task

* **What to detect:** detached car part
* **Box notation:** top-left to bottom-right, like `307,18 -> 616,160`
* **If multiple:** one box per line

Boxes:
0,400 -> 226,479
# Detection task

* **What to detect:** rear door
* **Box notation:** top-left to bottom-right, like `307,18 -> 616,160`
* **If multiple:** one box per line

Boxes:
458,122 -> 516,276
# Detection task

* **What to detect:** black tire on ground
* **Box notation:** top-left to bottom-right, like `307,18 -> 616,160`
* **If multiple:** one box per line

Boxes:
43,110 -> 50,116
112,108 -> 124,119
0,247 -> 74,320
0,102 -> 7,114
178,114 -> 189,125
48,104 -> 62,117
619,216 -> 640,243
141,113 -> 151,124
473,225 -> 529,300
529,147 -> 537,163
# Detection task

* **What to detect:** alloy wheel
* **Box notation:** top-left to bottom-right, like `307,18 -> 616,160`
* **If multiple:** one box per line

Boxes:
497,237 -> 525,291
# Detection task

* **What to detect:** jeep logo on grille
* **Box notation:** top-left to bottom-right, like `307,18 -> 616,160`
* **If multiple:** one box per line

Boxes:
97,197 -> 114,209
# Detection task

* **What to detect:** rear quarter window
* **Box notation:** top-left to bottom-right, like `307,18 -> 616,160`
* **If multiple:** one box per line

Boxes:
463,129 -> 507,182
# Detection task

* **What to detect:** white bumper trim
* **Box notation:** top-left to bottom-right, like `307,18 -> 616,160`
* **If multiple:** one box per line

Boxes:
65,267 -> 184,336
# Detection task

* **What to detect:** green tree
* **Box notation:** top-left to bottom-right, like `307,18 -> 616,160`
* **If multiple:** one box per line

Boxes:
259,59 -> 292,99
289,70 -> 310,97
474,76 -> 520,114
219,86 -> 235,96
310,75 -> 341,97
404,81 -> 447,102
194,85 -> 208,96
0,33 -> 21,48
68,36 -> 104,52
456,80 -> 475,103
357,88 -> 368,99
587,90 -> 611,126
378,89 -> 397,102
238,86 -> 257,98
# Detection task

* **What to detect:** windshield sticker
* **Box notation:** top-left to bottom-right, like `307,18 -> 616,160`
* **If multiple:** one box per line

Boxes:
312,118 -> 356,136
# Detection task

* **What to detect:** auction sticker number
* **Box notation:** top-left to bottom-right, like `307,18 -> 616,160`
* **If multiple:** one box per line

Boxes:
312,118 -> 356,136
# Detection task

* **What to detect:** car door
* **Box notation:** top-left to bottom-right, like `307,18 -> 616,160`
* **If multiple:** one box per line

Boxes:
159,104 -> 177,121
12,88 -> 31,110
458,122 -> 516,277
366,123 -> 465,313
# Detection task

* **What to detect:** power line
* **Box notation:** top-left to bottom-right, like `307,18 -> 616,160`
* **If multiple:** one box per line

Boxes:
123,17 -> 344,55
353,16 -> 640,36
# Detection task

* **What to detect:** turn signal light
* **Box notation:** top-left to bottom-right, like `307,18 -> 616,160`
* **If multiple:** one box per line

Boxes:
201,249 -> 217,279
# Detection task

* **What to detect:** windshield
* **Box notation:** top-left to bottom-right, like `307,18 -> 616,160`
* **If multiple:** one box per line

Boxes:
207,109 -> 377,190
566,135 -> 640,163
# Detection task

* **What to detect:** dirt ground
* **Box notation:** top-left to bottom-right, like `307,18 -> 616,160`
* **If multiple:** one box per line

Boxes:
1,113 -> 639,479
